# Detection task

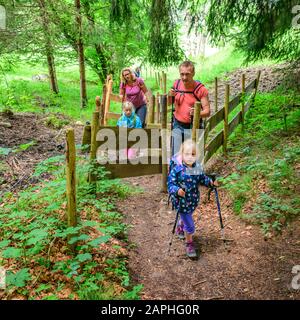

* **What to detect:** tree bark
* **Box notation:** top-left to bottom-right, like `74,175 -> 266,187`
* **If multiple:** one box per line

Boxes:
75,0 -> 88,108
38,0 -> 59,94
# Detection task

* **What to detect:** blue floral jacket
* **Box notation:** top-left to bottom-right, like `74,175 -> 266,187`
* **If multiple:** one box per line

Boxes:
117,111 -> 142,128
168,155 -> 212,214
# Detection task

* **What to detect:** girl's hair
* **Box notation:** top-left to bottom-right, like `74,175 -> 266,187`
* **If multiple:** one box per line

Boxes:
180,139 -> 196,154
120,67 -> 136,84
122,101 -> 134,110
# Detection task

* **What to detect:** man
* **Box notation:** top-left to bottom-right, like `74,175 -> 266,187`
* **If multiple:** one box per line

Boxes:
168,61 -> 211,155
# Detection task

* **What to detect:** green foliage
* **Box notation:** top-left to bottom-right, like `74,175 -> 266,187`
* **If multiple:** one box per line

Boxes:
183,0 -> 300,63
0,153 -> 141,299
44,114 -> 70,129
148,0 -> 183,66
221,88 -> 300,235
6,268 -> 32,288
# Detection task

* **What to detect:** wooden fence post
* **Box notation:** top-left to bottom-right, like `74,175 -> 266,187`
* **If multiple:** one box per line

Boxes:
147,94 -> 155,124
215,77 -> 218,113
66,128 -> 77,251
162,71 -> 167,94
155,72 -> 159,88
241,74 -> 245,128
161,94 -> 168,193
159,72 -> 163,90
155,92 -> 160,123
104,79 -> 113,125
95,95 -> 101,112
253,70 -> 261,99
223,84 -> 230,155
192,101 -> 201,142
89,111 -> 99,185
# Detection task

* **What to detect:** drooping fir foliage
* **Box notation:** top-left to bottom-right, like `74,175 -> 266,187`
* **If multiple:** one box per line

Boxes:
148,0 -> 183,66
109,0 -> 132,24
206,0 -> 300,62
181,0 -> 300,63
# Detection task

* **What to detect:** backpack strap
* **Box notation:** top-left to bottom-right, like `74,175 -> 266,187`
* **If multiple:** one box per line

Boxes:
173,79 -> 204,103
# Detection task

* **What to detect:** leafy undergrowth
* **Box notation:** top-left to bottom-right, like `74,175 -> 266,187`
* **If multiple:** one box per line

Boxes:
220,88 -> 300,236
0,153 -> 143,300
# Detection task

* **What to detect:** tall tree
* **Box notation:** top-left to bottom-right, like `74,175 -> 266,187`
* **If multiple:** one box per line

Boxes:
38,0 -> 59,94
74,0 -> 87,108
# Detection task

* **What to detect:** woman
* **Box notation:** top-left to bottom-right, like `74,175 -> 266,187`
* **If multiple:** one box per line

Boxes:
119,67 -> 148,127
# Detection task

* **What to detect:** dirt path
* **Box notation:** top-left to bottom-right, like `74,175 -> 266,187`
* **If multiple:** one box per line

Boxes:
117,158 -> 300,300
116,63 -> 300,300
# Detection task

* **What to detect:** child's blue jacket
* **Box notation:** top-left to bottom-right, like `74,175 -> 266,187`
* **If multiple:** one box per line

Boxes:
117,111 -> 142,128
168,155 -> 212,214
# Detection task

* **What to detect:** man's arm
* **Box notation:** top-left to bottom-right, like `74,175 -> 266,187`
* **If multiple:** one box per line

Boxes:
200,95 -> 210,118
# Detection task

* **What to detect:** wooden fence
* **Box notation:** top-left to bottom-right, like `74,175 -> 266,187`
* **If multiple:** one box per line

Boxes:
81,71 -> 261,187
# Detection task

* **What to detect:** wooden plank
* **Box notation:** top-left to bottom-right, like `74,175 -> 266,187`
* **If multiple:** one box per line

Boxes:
101,158 -> 162,179
228,92 -> 242,114
228,111 -> 242,136
204,130 -> 224,163
214,77 -> 218,112
206,108 -> 224,132
245,79 -> 256,93
244,98 -> 252,114
106,112 -> 121,120
110,93 -> 122,103
147,123 -> 171,130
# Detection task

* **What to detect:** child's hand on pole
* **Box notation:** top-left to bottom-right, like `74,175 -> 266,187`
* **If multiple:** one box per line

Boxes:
210,180 -> 219,188
178,188 -> 186,197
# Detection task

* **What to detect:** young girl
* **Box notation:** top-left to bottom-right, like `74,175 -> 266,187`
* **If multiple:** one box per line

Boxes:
117,101 -> 142,129
167,139 -> 217,258
117,101 -> 142,159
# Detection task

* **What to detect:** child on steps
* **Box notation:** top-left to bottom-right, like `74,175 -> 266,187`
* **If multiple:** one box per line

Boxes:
117,101 -> 142,159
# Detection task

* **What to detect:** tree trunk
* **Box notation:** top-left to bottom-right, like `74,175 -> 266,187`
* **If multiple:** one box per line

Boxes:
38,0 -> 59,94
75,0 -> 88,108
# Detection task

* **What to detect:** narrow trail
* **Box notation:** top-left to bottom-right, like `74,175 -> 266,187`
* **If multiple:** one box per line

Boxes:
116,63 -> 300,300
117,157 -> 300,300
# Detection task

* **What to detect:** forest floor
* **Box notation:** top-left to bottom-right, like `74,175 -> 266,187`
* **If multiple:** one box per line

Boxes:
0,62 -> 299,299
